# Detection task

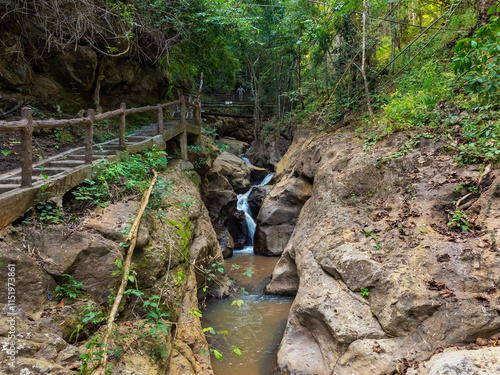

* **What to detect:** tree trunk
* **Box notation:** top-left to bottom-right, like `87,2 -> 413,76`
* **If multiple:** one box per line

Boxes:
362,0 -> 374,122
477,0 -> 497,26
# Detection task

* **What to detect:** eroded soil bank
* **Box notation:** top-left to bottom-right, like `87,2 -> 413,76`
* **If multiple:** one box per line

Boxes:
256,126 -> 500,374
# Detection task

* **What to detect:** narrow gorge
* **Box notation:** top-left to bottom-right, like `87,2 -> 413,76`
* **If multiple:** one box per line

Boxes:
1,1 -> 500,374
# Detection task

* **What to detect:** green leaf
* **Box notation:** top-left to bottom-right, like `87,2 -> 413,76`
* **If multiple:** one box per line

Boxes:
231,299 -> 244,307
213,349 -> 224,360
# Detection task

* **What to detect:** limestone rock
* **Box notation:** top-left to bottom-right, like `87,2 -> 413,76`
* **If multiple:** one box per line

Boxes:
276,252 -> 386,374
0,238 -> 56,314
50,45 -> 97,91
266,128 -> 500,374
219,136 -> 249,156
30,227 -> 123,303
212,152 -> 251,194
407,347 -> 500,375
202,171 -> 237,218
254,175 -> 312,256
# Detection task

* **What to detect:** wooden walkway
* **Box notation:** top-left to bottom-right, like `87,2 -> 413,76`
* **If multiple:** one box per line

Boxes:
0,99 -> 201,230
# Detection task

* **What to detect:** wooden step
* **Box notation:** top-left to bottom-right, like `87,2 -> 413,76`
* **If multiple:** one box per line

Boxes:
0,184 -> 19,194
47,160 -> 86,168
34,167 -> 71,176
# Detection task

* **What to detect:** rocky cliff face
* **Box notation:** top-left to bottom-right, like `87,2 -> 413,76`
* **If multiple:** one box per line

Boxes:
0,164 -> 222,374
262,128 -> 500,374
0,27 -> 168,114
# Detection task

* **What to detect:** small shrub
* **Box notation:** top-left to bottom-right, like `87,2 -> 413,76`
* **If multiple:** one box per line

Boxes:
55,274 -> 84,299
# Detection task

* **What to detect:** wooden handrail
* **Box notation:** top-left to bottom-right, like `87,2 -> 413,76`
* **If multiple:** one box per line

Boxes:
0,97 -> 201,188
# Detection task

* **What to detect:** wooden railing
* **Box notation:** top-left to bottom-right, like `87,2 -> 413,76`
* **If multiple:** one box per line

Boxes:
0,96 -> 201,188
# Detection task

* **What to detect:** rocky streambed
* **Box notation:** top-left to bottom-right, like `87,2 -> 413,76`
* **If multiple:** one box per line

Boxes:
1,120 -> 500,375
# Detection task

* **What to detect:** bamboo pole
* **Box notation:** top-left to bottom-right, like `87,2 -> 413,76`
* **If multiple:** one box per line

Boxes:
92,170 -> 158,375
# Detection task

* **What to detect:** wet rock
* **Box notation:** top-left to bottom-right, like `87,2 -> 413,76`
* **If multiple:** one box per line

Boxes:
202,172 -> 237,218
247,164 -> 271,186
248,186 -> 271,219
216,227 -> 234,258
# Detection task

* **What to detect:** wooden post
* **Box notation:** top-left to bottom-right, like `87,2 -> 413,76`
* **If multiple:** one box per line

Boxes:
179,131 -> 188,160
180,95 -> 186,124
194,100 -> 202,127
119,102 -> 126,150
157,103 -> 163,135
20,107 -> 33,187
85,109 -> 94,164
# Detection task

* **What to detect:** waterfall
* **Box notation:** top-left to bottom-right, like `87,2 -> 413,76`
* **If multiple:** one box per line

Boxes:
239,154 -> 251,165
236,172 -> 274,248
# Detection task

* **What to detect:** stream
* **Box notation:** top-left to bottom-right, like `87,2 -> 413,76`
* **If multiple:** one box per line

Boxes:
203,170 -> 293,375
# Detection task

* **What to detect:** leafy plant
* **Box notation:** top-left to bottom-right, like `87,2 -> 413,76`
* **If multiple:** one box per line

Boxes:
55,274 -> 84,299
72,177 -> 110,207
35,201 -> 64,224
361,288 -> 370,299
452,5 -> 500,101
140,295 -> 171,339
447,210 -> 472,232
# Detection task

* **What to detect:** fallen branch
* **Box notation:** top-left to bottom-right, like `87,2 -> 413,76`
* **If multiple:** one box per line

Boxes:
0,100 -> 25,120
92,170 -> 158,375
455,164 -> 492,210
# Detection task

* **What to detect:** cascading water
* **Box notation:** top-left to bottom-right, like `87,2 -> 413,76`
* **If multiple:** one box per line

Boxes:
204,163 -> 291,375
237,173 -> 274,247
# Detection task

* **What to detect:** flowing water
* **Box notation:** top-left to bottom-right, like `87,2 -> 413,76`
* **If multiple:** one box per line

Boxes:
203,172 -> 293,375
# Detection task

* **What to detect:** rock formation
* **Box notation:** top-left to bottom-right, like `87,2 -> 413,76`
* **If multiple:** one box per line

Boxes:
264,128 -> 500,374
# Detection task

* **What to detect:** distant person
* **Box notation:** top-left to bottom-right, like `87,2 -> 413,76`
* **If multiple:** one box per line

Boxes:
237,86 -> 245,101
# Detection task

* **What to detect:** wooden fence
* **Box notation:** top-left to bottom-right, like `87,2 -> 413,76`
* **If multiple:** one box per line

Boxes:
0,97 -> 201,188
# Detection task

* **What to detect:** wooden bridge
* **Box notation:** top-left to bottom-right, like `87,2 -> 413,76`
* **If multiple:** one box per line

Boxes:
0,98 -> 201,230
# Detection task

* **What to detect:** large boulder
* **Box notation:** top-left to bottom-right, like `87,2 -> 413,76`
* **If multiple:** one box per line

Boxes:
28,228 -> 123,304
254,175 -> 312,256
212,152 -> 251,194
407,346 -> 500,375
202,171 -> 237,218
248,185 -> 272,219
219,137 -> 249,156
0,235 -> 57,315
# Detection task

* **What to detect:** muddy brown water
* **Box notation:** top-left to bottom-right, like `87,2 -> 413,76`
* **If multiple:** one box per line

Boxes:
203,249 -> 293,375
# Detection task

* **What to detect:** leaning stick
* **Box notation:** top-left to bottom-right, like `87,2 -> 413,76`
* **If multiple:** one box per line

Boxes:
92,170 -> 158,375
